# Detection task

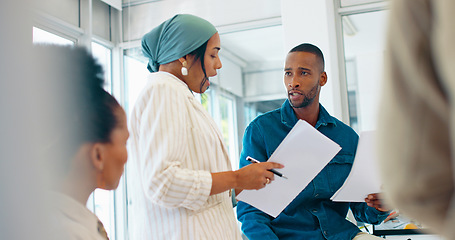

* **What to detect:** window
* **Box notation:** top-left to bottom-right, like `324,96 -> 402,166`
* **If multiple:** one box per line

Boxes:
200,88 -> 240,169
201,85 -> 239,169
123,50 -> 149,115
91,41 -> 113,92
243,99 -> 284,126
201,90 -> 212,114
32,27 -> 74,45
341,10 -> 389,133
122,50 -> 149,236
217,93 -> 238,170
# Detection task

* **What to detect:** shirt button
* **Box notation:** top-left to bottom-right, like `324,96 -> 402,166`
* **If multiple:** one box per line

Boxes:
314,194 -> 319,197
312,209 -> 317,213
323,231 -> 327,235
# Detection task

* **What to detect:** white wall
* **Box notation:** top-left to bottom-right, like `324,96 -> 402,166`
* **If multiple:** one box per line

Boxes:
122,0 -> 281,42
243,69 -> 286,101
93,0 -> 111,40
37,0 -> 79,27
213,55 -> 243,97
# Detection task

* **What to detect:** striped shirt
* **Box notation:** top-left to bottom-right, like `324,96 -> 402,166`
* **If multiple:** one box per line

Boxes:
129,72 -> 242,240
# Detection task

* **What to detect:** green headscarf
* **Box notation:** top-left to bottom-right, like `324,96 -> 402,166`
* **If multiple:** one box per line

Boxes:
141,14 -> 217,73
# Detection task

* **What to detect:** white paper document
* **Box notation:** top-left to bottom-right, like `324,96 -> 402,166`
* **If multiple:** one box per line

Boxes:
331,131 -> 381,202
236,120 -> 341,217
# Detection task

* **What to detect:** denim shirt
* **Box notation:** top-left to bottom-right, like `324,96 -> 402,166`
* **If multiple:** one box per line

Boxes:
237,100 -> 389,240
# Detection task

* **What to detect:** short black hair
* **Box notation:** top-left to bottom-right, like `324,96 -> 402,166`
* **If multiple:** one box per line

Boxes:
289,43 -> 325,72
33,45 -> 121,165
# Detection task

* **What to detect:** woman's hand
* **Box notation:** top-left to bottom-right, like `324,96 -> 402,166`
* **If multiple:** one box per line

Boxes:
235,162 -> 284,190
210,162 -> 283,196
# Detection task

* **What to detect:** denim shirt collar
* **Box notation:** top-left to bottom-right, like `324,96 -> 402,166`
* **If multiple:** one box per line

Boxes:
280,99 -> 337,129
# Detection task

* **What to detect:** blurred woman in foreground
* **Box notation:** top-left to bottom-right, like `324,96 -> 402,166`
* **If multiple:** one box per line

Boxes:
35,45 -> 129,240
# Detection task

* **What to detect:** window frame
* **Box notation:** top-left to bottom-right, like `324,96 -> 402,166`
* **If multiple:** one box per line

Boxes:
33,12 -> 82,44
333,0 -> 389,126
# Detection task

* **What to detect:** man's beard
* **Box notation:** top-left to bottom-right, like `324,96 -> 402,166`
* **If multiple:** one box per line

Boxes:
288,82 -> 319,109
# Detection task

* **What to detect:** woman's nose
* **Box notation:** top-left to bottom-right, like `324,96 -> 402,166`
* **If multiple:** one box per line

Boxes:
217,58 -> 222,69
214,57 -> 223,69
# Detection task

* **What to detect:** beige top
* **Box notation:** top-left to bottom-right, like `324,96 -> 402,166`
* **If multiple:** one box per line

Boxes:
53,192 -> 108,240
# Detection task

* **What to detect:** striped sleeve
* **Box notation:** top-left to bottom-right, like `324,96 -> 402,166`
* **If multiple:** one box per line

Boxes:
132,81 -> 212,211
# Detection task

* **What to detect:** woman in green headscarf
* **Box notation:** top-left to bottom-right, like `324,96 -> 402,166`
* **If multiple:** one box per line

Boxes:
129,14 -> 283,239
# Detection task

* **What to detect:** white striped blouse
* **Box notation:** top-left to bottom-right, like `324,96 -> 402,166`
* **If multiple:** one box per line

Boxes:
128,72 -> 242,240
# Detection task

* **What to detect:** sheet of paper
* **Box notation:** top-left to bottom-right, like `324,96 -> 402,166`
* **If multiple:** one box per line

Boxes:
236,120 -> 341,218
331,131 -> 381,202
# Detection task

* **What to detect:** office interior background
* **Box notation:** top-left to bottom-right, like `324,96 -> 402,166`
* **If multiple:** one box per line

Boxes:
9,0 -> 441,239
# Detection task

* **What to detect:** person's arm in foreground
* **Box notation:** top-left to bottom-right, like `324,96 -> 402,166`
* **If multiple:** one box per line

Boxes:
377,1 -> 455,235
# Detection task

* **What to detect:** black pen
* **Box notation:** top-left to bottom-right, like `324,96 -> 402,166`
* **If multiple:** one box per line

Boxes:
246,156 -> 288,179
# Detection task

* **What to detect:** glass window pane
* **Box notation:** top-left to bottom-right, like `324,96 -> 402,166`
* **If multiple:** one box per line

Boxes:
32,27 -> 74,45
201,90 -> 212,114
342,10 -> 389,132
218,94 -> 238,170
243,99 -> 284,127
91,42 -> 112,92
123,48 -> 149,238
123,52 -> 149,114
92,189 -> 115,239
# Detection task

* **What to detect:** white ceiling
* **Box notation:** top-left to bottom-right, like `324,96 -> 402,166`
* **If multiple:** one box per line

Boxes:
220,25 -> 286,69
122,0 -> 281,41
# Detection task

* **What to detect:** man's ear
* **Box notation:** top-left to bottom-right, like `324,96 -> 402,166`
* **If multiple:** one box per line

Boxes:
319,72 -> 327,86
90,143 -> 105,171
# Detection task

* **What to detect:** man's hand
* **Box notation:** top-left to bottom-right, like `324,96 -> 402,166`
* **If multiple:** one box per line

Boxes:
383,211 -> 399,223
365,193 -> 390,212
